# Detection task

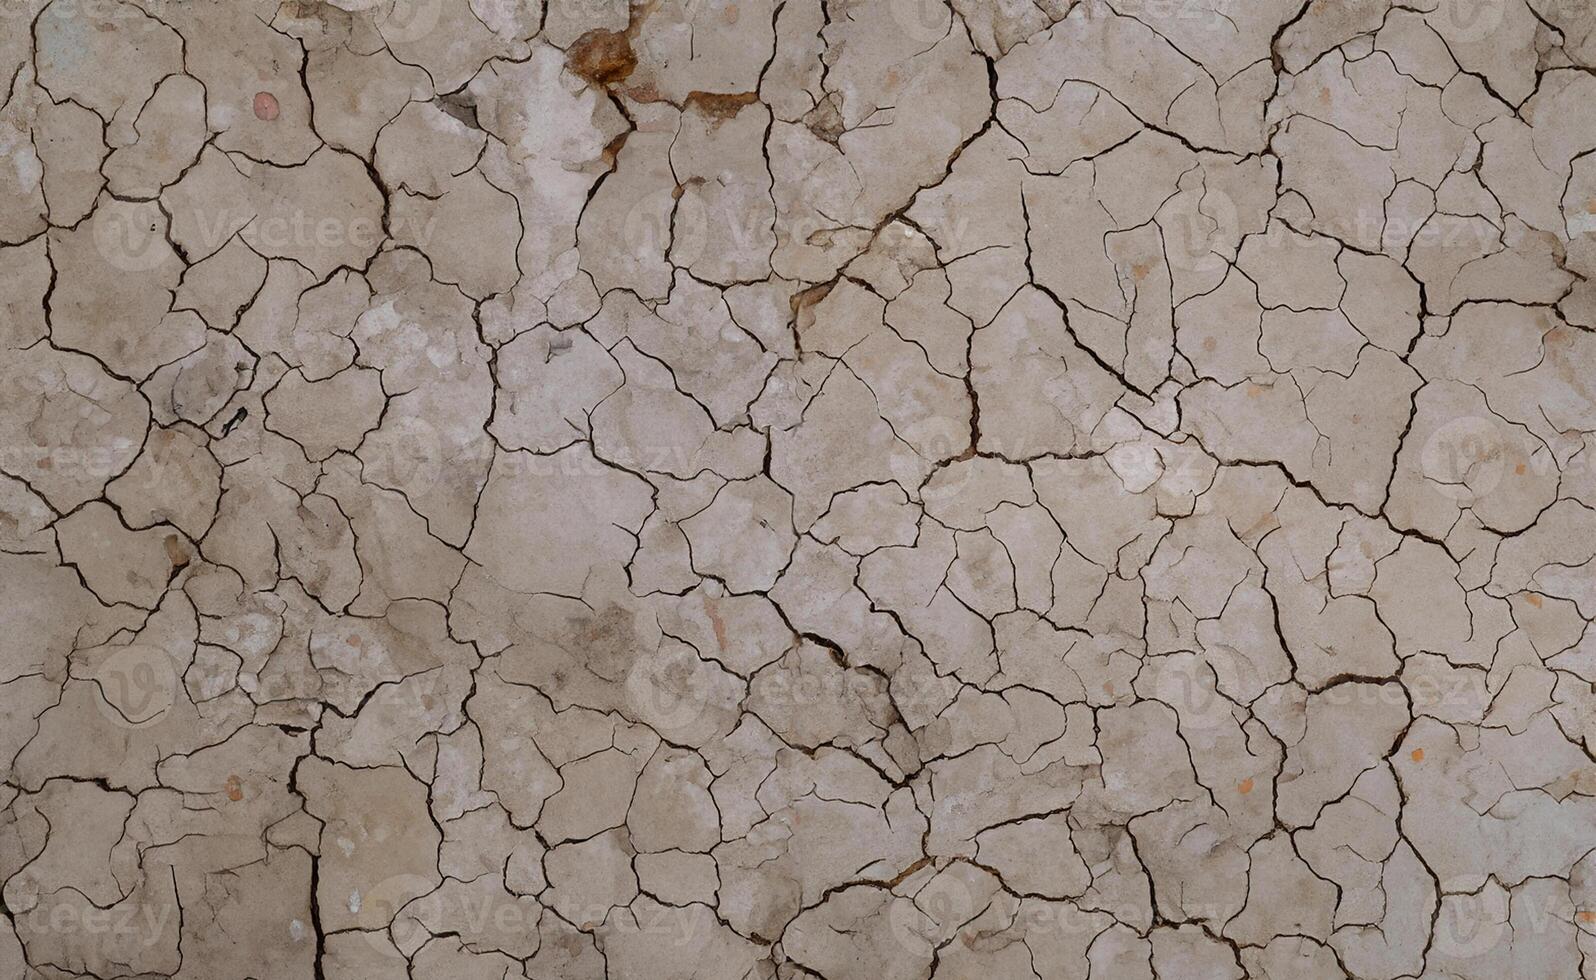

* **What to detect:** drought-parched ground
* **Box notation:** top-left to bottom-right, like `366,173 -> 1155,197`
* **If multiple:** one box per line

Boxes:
3,0 -> 1596,977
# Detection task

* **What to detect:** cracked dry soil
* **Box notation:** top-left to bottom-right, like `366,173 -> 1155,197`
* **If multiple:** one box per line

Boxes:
3,0 -> 1596,977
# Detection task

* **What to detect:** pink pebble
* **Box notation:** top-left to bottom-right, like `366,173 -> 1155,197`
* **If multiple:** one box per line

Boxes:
253,91 -> 279,121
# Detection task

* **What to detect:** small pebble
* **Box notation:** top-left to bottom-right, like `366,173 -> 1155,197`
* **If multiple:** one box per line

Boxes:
253,91 -> 279,121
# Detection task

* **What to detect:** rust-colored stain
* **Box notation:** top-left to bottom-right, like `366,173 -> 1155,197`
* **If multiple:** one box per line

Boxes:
1526,594 -> 1543,608
225,774 -> 244,801
1238,778 -> 1254,794
705,597 -> 728,651
566,30 -> 637,87
1410,748 -> 1424,762
686,90 -> 760,121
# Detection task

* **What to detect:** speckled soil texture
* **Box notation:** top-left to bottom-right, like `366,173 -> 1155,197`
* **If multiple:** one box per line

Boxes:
3,0 -> 1596,977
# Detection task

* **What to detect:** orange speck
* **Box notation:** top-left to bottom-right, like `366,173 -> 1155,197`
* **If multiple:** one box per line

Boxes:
253,91 -> 280,121
347,634 -> 363,648
225,774 -> 243,801
1514,462 -> 1526,475
1410,748 -> 1425,762
1578,910 -> 1596,923
1238,778 -> 1254,794
1526,594 -> 1543,608
1131,262 -> 1151,281
1246,383 -> 1266,398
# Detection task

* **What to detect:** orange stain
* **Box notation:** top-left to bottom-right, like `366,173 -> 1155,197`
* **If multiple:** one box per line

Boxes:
705,598 -> 728,651
225,774 -> 244,801
1526,594 -> 1543,608
1578,910 -> 1596,923
1237,778 -> 1254,794
1410,748 -> 1425,762
1514,462 -> 1526,475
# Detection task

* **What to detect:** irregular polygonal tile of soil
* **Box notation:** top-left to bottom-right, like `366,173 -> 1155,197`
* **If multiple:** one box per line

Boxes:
3,0 -> 1595,977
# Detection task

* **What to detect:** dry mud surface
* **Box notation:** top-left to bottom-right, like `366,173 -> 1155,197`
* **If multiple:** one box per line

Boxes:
3,0 -> 1596,977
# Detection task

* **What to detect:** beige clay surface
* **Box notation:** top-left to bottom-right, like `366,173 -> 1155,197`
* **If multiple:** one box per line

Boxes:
3,0 -> 1596,976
